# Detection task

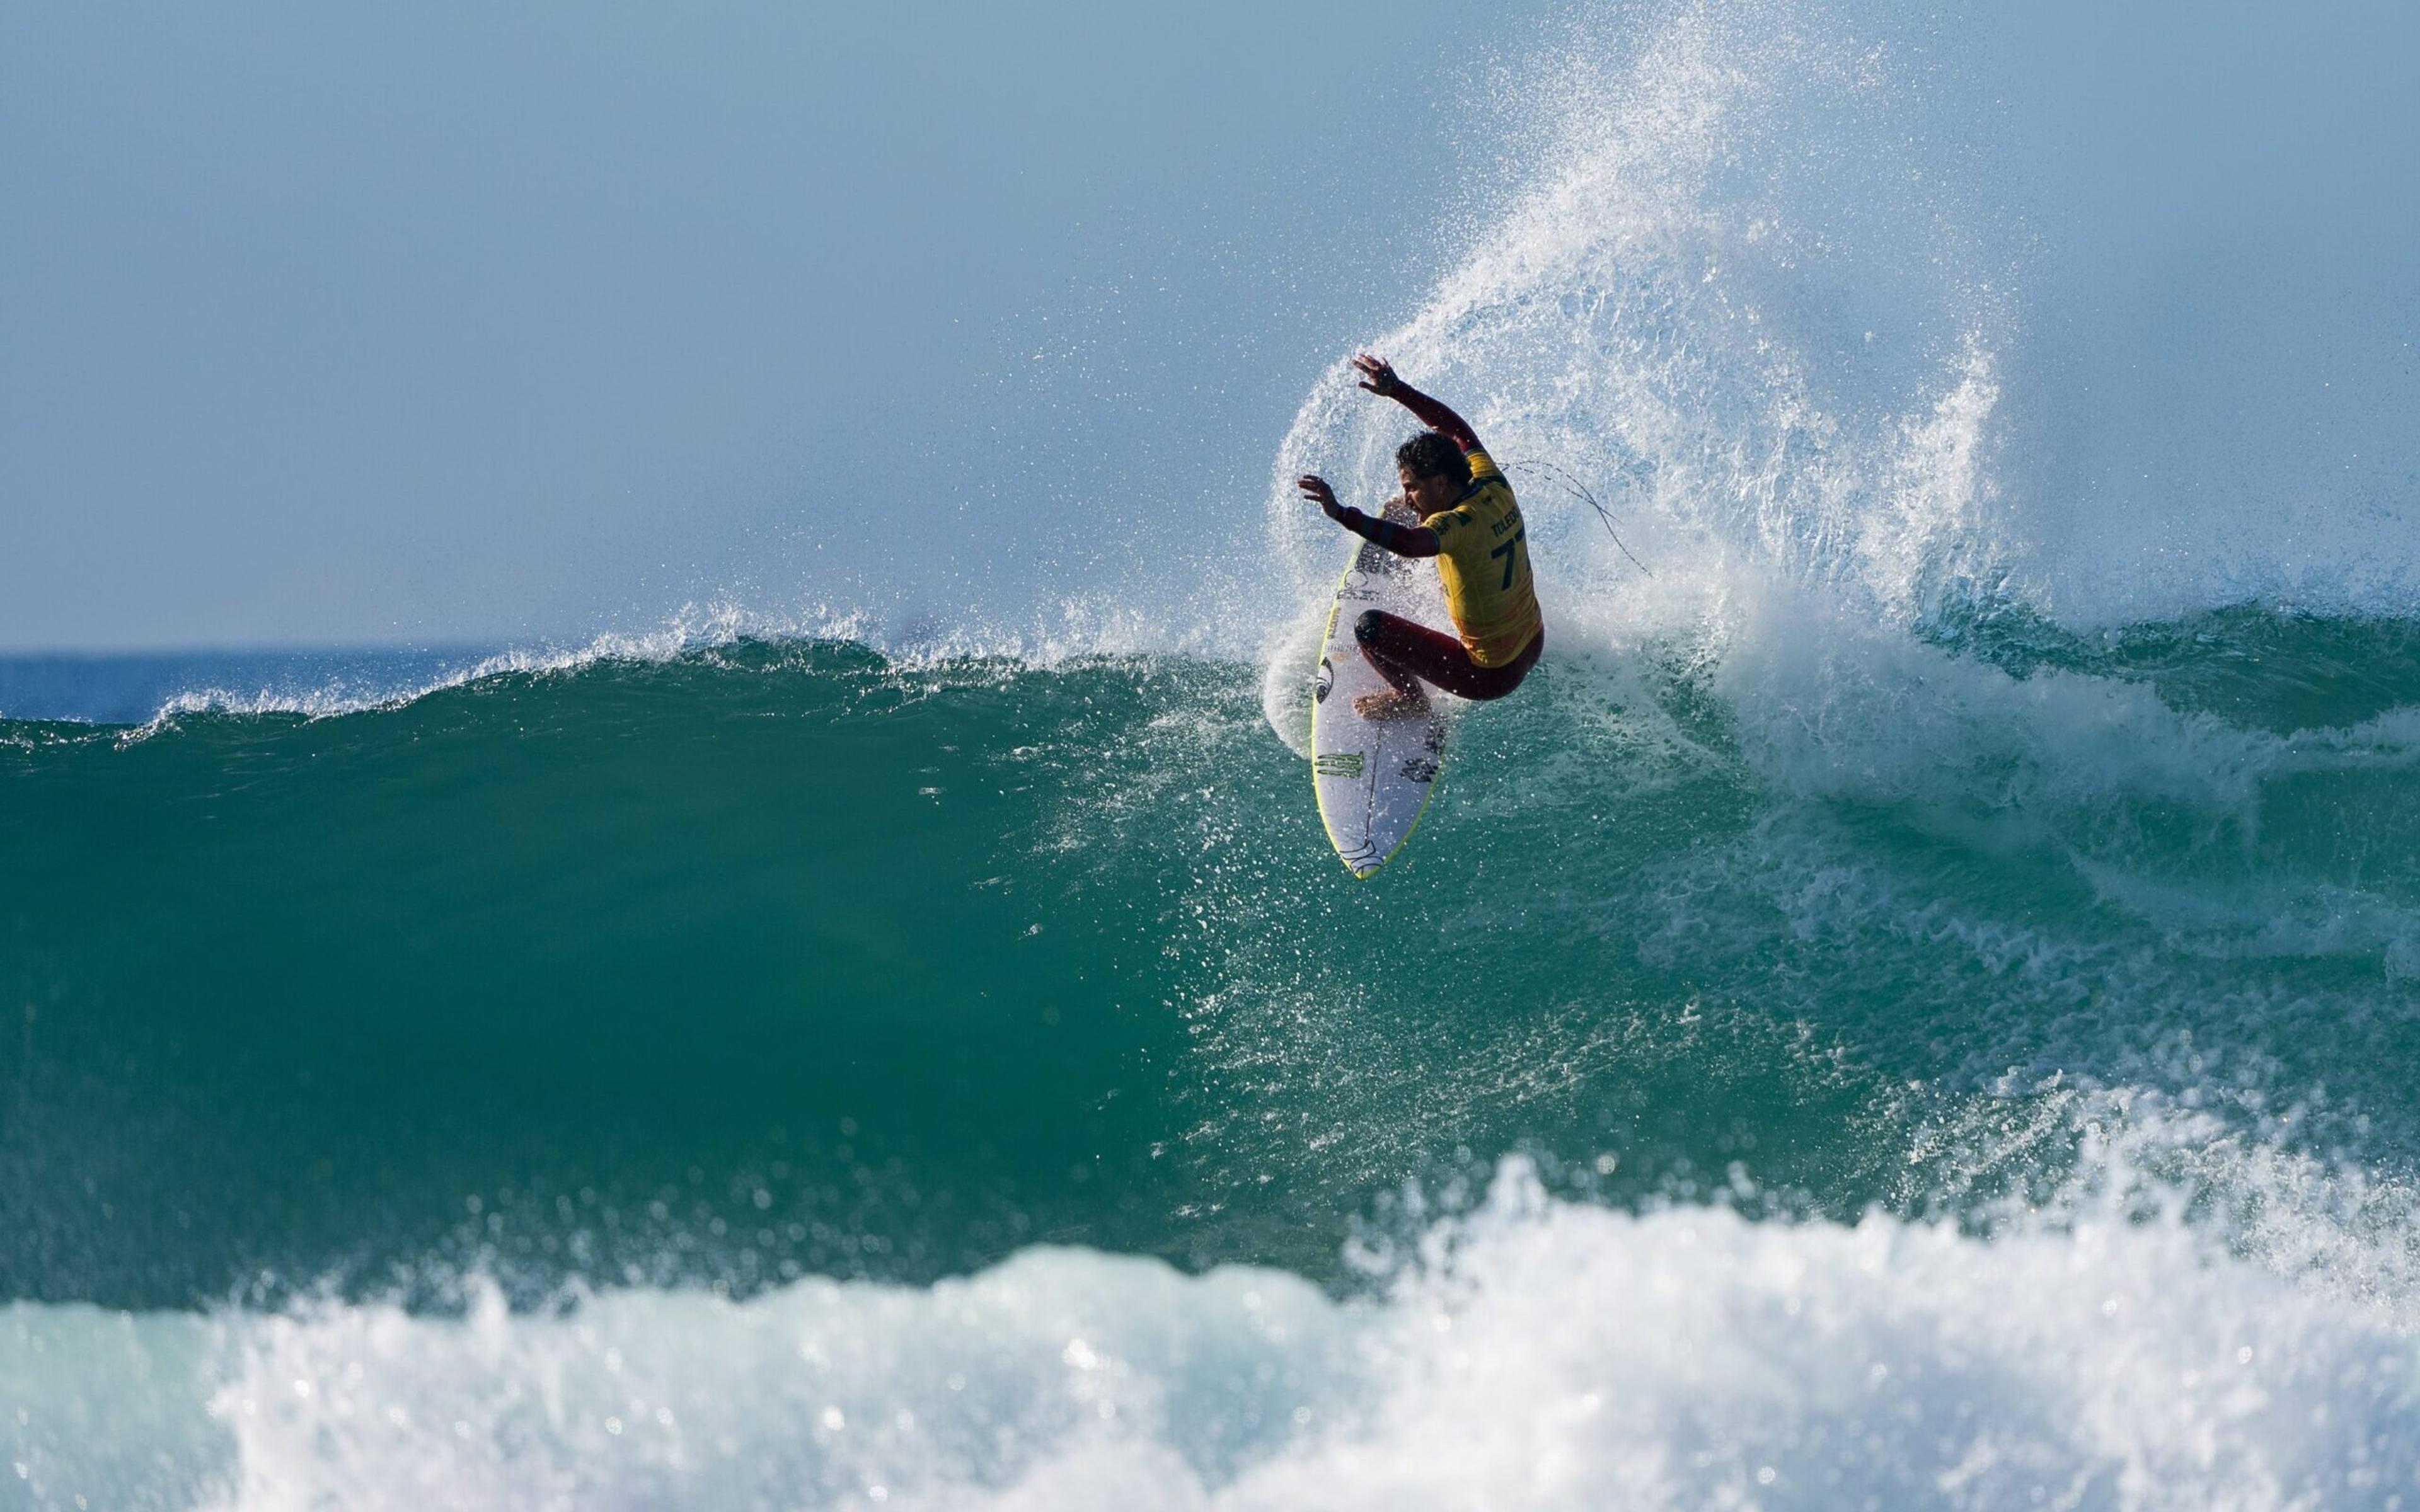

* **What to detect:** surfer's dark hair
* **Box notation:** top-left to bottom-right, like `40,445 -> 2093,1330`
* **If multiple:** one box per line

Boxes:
1396,430 -> 1471,486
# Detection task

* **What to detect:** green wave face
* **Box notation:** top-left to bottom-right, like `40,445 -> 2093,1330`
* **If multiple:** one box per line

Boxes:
8,616 -> 2420,1309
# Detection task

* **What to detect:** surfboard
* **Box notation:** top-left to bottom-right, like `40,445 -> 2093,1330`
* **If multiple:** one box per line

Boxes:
1310,537 -> 1450,878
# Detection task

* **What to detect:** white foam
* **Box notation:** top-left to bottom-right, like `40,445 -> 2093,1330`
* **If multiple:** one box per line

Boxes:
9,1160 -> 2419,1511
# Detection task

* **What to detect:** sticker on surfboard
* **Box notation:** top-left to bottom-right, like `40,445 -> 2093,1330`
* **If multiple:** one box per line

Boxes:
1310,538 -> 1450,878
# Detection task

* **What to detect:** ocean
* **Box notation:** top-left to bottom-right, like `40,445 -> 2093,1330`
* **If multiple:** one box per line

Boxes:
10,3 -> 2420,1508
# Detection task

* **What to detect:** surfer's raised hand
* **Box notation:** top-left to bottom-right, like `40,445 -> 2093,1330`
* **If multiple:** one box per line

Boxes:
1298,474 -> 1347,520
1354,358 -> 1484,453
1352,354 -> 1402,397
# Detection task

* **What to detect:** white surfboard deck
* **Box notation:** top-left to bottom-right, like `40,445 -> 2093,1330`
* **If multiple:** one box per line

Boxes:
1310,538 -> 1451,878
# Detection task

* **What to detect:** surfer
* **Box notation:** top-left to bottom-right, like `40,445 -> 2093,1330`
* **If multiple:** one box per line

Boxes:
1298,355 -> 1544,718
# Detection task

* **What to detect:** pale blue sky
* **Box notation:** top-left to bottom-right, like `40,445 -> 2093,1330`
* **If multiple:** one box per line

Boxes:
2,1 -> 1550,650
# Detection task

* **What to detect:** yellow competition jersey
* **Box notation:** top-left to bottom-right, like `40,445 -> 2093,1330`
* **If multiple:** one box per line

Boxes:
1422,447 -> 1543,666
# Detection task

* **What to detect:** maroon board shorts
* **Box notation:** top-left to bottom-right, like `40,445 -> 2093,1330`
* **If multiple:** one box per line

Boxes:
1353,610 -> 1541,702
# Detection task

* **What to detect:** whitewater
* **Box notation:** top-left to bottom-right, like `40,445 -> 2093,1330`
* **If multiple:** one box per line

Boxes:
11,2 -> 2420,1508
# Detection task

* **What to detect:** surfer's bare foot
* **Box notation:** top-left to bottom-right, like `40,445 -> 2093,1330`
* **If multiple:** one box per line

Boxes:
1354,690 -> 1429,720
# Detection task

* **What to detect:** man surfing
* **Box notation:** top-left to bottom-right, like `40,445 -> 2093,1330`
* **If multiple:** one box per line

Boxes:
1298,355 -> 1544,718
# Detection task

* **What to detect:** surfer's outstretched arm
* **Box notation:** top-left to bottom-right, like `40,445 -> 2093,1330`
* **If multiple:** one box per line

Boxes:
1298,476 -> 1442,558
1352,355 -> 1481,454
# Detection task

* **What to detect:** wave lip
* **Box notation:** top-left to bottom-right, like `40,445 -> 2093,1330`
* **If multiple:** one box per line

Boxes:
0,596 -> 1266,736
10,1163 -> 2419,1511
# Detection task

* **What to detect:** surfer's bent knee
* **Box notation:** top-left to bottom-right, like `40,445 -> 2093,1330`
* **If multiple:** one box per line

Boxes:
1353,609 -> 1388,646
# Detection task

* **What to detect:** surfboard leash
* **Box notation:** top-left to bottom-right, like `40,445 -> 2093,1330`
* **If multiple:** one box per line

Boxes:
1502,458 -> 1654,579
